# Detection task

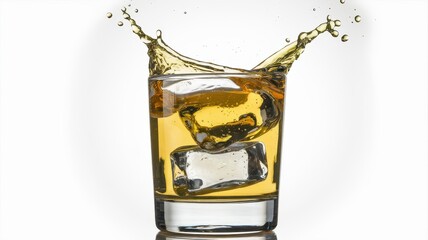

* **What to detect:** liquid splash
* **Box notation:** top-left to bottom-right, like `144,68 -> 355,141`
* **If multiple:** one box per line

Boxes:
120,7 -> 344,76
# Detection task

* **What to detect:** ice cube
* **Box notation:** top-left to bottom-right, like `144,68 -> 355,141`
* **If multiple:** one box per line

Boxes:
170,142 -> 268,196
149,77 -> 244,118
179,91 -> 280,152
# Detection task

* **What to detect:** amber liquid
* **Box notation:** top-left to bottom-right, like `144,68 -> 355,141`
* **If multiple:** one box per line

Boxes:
116,5 -> 355,203
149,73 -> 285,202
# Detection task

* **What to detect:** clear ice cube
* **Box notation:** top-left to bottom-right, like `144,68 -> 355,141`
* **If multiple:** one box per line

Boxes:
179,90 -> 281,152
170,142 -> 268,196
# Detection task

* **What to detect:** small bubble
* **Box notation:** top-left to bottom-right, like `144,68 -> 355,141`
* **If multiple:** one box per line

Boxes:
341,34 -> 349,42
340,0 -> 345,3
106,12 -> 113,18
355,15 -> 362,22
117,21 -> 123,26
285,38 -> 291,43
135,9 -> 139,13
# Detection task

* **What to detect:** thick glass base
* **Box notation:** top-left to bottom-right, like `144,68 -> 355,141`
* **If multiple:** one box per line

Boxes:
156,230 -> 278,239
155,199 -> 278,234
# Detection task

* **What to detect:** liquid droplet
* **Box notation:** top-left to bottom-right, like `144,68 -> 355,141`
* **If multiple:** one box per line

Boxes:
340,0 -> 345,4
332,30 -> 339,37
184,11 -> 187,14
313,8 -> 316,11
106,12 -> 113,18
341,34 -> 349,42
121,7 -> 127,11
135,9 -> 139,13
156,30 -> 162,38
117,21 -> 124,26
355,15 -> 361,22
285,38 -> 290,43
327,15 -> 332,21
335,20 -> 342,26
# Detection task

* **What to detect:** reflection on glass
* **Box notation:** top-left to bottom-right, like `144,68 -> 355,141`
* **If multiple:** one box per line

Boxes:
156,231 -> 277,240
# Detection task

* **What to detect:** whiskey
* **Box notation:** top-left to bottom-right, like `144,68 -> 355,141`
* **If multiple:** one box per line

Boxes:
149,73 -> 285,201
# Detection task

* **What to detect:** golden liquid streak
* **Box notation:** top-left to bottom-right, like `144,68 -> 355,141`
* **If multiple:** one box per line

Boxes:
121,9 -> 342,76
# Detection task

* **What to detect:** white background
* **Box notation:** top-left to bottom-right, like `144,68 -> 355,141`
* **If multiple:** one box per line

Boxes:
0,0 -> 427,239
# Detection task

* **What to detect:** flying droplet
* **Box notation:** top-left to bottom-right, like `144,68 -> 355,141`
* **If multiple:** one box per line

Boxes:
184,11 -> 187,14
135,9 -> 139,13
106,12 -> 113,18
121,7 -> 127,11
335,20 -> 342,26
327,15 -> 332,21
313,8 -> 316,11
285,38 -> 291,43
340,0 -> 345,4
355,15 -> 361,22
128,4 -> 131,7
341,34 -> 349,42
156,30 -> 162,38
332,30 -> 339,37
117,21 -> 124,26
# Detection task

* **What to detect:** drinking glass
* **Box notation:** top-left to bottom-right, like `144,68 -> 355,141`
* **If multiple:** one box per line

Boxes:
149,72 -> 286,233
